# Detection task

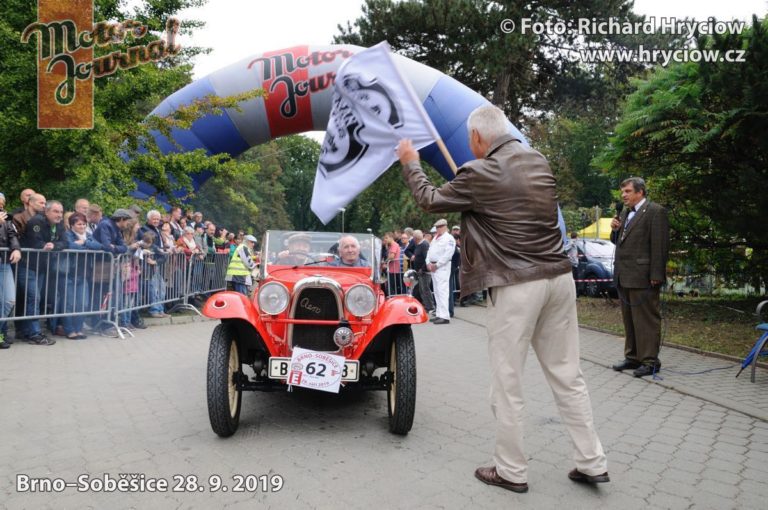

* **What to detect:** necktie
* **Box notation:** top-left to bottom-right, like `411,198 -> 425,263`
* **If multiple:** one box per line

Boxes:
621,207 -> 636,241
625,206 -> 637,227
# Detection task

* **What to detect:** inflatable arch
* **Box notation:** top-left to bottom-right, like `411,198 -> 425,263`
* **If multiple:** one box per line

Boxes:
138,44 -> 529,201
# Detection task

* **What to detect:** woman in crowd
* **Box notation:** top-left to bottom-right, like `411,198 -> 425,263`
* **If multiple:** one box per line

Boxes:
158,221 -> 182,307
63,212 -> 103,339
382,232 -> 402,296
159,222 -> 177,253
118,218 -> 141,330
177,226 -> 205,294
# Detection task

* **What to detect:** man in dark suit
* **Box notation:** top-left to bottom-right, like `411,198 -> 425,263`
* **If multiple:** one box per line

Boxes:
610,177 -> 669,377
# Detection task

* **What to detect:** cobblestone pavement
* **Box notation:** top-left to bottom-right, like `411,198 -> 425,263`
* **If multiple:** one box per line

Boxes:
454,304 -> 768,422
0,311 -> 766,509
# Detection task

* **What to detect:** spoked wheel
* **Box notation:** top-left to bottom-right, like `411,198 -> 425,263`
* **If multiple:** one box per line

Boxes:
387,326 -> 417,435
207,323 -> 243,437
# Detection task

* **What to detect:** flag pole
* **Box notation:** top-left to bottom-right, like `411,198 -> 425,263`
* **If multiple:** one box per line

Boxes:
382,42 -> 459,175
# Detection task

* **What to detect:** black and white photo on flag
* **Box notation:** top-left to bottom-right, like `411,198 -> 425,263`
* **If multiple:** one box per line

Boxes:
311,42 -> 439,224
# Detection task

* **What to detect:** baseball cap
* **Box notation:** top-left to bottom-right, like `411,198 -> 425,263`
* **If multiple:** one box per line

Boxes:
429,226 -> 437,233
287,232 -> 311,244
111,208 -> 134,220
244,234 -> 258,243
434,218 -> 448,227
451,225 -> 460,231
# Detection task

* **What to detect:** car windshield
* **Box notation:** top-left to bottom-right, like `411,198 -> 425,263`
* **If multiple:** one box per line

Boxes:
582,240 -> 615,259
262,230 -> 381,277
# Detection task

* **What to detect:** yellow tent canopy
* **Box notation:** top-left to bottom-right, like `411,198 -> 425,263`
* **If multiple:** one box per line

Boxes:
577,218 -> 613,240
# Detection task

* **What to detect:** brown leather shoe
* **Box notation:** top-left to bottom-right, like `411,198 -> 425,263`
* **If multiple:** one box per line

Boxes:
568,468 -> 610,483
474,466 -> 528,493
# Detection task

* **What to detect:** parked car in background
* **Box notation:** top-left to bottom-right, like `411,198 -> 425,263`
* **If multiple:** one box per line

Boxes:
572,238 -> 617,297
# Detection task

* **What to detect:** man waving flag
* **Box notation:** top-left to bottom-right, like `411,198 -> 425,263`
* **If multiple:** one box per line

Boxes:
311,41 -> 445,224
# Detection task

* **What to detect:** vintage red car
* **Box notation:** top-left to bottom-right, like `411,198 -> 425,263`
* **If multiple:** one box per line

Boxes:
203,230 -> 428,437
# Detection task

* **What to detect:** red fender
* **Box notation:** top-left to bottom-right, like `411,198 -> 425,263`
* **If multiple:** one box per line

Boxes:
202,291 -> 274,351
352,295 -> 427,358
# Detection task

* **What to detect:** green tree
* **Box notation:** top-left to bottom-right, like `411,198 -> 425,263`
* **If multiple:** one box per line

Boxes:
335,0 -> 680,122
599,17 -> 768,291
0,0 -> 236,212
189,142 -> 292,235
529,116 -> 615,208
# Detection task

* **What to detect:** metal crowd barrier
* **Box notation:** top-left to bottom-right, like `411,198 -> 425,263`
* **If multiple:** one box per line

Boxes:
382,255 -> 411,296
0,247 -> 231,341
1,248 -> 116,334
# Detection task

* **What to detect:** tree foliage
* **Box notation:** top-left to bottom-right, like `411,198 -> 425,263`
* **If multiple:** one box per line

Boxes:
599,17 -> 768,290
335,0 -> 680,122
0,0 -> 237,212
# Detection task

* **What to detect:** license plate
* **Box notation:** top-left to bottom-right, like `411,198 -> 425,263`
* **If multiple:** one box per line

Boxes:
268,357 -> 359,382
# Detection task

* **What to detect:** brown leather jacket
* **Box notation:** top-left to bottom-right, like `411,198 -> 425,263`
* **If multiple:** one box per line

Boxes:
402,134 -> 570,296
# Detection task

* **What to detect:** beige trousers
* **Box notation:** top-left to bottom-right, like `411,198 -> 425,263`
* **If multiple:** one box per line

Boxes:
486,272 -> 607,483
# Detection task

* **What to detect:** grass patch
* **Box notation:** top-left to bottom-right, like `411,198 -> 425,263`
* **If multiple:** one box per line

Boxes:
576,295 -> 765,358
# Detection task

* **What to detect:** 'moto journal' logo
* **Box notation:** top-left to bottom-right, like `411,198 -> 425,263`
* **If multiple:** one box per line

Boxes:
21,0 -> 180,129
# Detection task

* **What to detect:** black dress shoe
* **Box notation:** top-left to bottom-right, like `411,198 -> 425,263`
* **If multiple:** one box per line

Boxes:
612,359 -> 641,371
633,364 -> 659,378
568,468 -> 610,483
433,318 -> 450,325
475,466 -> 528,493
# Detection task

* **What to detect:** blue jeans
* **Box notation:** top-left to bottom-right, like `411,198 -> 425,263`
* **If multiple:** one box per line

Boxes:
232,282 -> 248,295
15,266 -> 41,337
63,275 -> 90,335
0,263 -> 16,337
148,269 -> 166,314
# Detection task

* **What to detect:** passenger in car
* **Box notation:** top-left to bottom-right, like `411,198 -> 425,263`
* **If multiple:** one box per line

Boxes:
330,235 -> 369,267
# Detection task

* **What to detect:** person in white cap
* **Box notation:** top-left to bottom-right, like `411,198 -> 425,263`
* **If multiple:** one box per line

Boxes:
426,218 -> 455,324
226,234 -> 259,295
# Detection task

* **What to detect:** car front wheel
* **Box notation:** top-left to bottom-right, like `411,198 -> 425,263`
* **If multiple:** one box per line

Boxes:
585,273 -> 599,297
207,323 -> 243,437
387,327 -> 416,435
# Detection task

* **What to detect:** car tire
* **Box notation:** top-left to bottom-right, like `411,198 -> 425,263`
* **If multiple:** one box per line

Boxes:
585,273 -> 599,298
207,322 -> 242,437
387,326 -> 416,435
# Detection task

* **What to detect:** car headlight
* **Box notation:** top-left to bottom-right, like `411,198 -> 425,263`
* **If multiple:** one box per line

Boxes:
257,282 -> 289,315
344,284 -> 376,317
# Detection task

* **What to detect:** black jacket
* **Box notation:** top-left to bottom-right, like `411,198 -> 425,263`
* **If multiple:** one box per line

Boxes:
412,240 -> 430,272
0,216 -> 21,252
20,213 -> 66,270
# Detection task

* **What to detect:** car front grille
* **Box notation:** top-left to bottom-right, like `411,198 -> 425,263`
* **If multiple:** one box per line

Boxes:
291,288 -> 339,352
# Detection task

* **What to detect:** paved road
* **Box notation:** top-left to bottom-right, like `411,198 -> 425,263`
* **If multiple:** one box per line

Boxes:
0,312 -> 766,509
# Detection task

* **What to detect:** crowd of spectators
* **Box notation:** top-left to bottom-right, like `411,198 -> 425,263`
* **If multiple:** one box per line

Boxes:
0,188 -> 247,348
0,186 -> 485,348
380,222 -> 483,318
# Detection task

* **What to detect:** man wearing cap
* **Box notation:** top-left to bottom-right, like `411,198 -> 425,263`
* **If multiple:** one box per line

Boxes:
275,233 -> 313,266
226,234 -> 259,295
397,104 -> 607,493
94,209 -> 137,254
92,209 -> 142,332
426,219 -> 455,325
